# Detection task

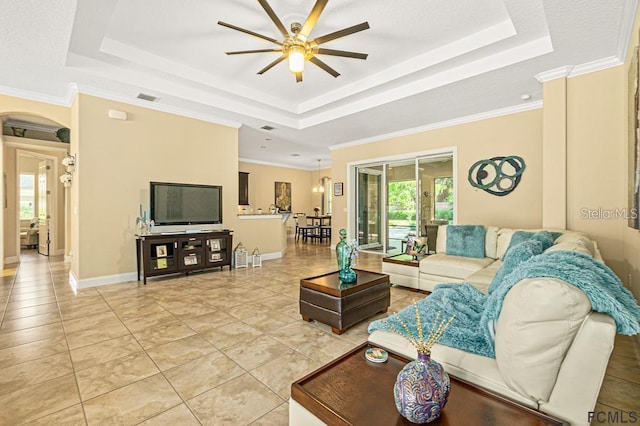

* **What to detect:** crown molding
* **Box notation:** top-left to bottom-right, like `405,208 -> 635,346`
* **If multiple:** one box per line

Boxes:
238,157 -> 319,171
74,84 -> 242,129
568,56 -> 623,78
0,85 -> 69,107
535,66 -> 573,83
616,0 -> 639,63
330,101 -> 543,151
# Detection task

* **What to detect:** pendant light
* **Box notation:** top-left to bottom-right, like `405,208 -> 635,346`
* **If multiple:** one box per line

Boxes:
312,159 -> 325,193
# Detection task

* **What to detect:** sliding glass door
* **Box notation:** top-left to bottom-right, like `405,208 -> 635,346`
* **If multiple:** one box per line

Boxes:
353,152 -> 454,255
356,166 -> 383,250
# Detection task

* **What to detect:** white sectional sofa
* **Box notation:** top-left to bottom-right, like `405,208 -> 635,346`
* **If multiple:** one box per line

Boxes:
370,226 -> 617,425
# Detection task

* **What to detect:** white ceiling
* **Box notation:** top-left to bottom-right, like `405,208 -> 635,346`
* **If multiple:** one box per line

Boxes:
0,0 -> 635,169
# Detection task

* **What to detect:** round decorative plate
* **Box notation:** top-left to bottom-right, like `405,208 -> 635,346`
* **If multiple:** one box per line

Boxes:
365,347 -> 388,363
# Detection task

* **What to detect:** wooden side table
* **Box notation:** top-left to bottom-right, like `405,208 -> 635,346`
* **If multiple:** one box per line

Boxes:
291,343 -> 565,425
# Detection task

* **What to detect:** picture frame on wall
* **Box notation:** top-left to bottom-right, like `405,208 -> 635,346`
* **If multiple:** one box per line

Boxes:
334,182 -> 344,196
275,181 -> 292,212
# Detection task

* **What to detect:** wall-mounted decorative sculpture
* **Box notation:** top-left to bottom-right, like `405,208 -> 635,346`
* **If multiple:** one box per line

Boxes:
468,156 -> 526,196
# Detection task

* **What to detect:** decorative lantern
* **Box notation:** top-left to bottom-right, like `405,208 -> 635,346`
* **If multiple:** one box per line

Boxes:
252,247 -> 262,267
234,242 -> 248,268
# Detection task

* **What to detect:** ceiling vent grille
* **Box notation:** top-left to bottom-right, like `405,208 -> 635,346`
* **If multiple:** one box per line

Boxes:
136,93 -> 159,102
260,125 -> 275,131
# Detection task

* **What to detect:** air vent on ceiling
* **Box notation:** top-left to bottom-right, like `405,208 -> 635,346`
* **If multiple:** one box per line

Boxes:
136,93 -> 159,102
260,125 -> 275,131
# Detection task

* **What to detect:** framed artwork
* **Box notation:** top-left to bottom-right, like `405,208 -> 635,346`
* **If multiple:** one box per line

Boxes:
629,40 -> 640,229
334,182 -> 344,196
210,239 -> 220,251
275,181 -> 292,212
156,245 -> 167,257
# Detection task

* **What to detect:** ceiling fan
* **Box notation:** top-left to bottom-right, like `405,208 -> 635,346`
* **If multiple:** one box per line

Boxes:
217,0 -> 369,83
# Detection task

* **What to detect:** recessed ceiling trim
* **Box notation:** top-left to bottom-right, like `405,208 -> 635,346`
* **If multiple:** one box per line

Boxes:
99,36 -> 299,114
297,19 -> 517,114
66,52 -> 299,127
329,101 -> 543,151
301,36 -> 553,129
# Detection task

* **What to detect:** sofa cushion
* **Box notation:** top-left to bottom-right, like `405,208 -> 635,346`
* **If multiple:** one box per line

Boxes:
465,260 -> 502,294
419,253 -> 494,280
436,225 -> 499,260
544,241 -> 593,257
495,277 -> 591,403
553,232 -> 595,256
446,225 -> 486,258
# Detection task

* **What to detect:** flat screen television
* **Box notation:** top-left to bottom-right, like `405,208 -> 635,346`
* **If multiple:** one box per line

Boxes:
150,182 -> 222,226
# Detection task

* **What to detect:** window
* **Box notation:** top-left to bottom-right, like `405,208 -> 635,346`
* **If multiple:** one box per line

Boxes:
19,173 -> 36,220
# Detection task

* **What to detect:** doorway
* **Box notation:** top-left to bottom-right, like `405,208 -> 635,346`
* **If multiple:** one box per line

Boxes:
352,150 -> 455,255
16,151 -> 58,259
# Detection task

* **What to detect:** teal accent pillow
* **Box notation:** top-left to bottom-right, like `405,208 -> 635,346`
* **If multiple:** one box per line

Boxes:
505,230 -> 559,257
489,239 -> 544,294
446,225 -> 486,259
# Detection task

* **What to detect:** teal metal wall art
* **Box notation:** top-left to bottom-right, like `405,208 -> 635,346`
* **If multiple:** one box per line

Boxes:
468,156 -> 526,196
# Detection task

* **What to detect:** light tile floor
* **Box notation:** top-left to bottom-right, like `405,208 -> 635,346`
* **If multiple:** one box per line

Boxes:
1,241 -> 638,425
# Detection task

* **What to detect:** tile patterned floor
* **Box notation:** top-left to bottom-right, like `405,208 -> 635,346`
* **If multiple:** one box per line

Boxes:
1,241 -> 638,425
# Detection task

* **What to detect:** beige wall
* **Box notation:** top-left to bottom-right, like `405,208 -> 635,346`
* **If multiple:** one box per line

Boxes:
73,94 -> 239,282
566,66 -> 627,281
331,109 -> 543,242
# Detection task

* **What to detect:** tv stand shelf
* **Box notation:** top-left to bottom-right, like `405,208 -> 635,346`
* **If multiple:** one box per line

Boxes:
136,230 -> 233,284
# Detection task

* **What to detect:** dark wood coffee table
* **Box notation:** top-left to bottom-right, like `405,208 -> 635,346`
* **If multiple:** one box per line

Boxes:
291,343 -> 564,425
299,269 -> 390,335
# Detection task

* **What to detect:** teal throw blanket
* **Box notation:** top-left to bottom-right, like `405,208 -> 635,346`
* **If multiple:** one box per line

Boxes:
369,251 -> 640,358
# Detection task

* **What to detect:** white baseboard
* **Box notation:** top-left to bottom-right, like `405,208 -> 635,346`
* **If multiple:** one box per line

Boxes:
70,251 -> 284,288
4,256 -> 19,264
248,251 -> 284,263
74,271 -> 138,289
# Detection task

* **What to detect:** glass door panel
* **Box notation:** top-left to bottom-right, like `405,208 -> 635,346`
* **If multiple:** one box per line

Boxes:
418,156 -> 454,252
386,161 -> 417,255
356,166 -> 383,250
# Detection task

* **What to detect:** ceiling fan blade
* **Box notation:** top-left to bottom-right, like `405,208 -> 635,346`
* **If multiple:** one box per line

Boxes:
226,48 -> 282,55
309,56 -> 340,78
257,0 -> 290,39
316,48 -> 367,60
257,55 -> 286,74
298,0 -> 329,42
218,21 -> 283,46
296,72 -> 303,83
312,22 -> 370,45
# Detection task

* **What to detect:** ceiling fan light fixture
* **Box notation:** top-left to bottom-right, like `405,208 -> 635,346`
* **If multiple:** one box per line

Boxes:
288,45 -> 306,73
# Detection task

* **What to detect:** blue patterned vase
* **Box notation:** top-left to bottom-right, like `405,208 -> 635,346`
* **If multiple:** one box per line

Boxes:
394,351 -> 450,423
